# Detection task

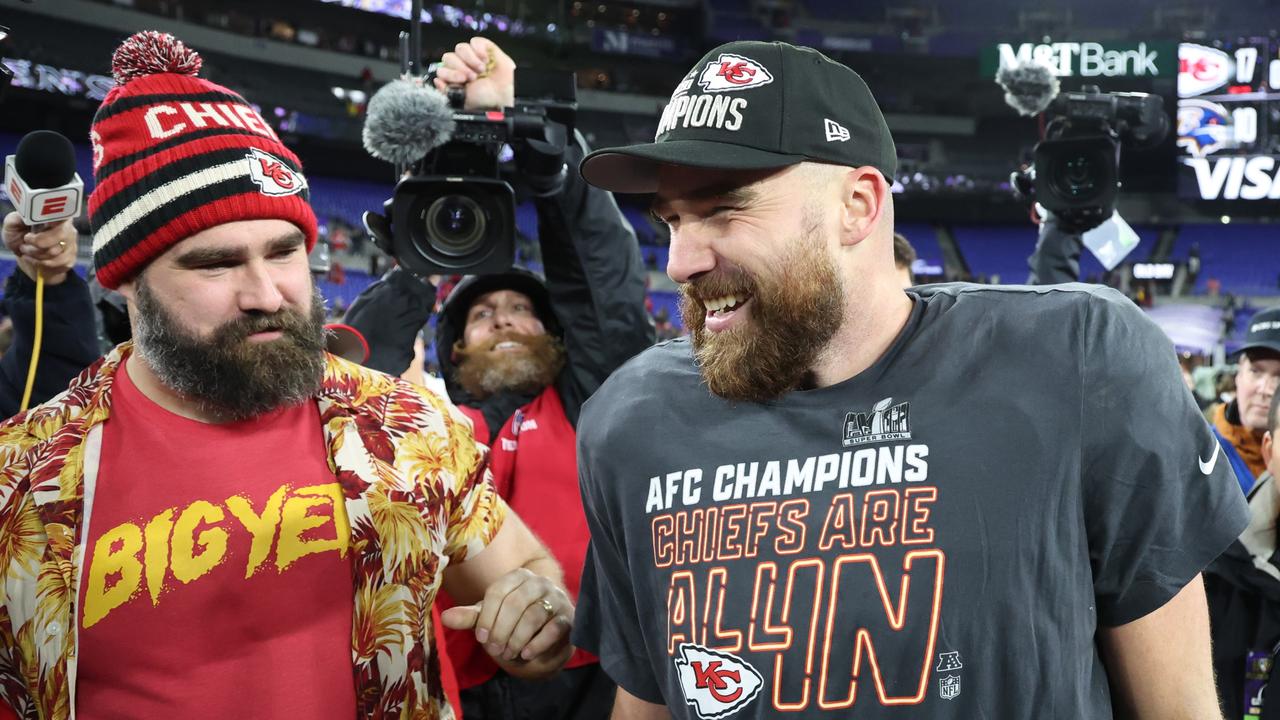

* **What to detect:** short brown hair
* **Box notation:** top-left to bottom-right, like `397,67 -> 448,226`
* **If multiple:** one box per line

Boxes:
893,233 -> 917,270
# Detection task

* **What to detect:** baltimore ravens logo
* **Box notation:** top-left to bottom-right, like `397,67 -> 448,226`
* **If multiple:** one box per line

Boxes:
1177,99 -> 1233,158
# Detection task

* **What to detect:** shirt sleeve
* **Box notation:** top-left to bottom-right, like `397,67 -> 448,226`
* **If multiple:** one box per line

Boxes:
572,433 -> 667,704
437,399 -> 509,565
1081,289 -> 1250,626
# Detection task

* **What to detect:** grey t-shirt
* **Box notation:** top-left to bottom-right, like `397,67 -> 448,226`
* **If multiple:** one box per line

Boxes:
574,283 -> 1249,719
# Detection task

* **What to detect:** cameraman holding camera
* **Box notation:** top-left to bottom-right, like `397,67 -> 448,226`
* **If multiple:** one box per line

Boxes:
344,38 -> 653,720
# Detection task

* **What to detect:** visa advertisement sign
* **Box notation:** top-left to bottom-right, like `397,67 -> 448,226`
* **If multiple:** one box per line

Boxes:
1175,39 -> 1280,201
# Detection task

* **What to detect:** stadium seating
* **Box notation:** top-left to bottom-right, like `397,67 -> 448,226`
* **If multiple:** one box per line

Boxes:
309,176 -> 393,229
648,289 -> 682,328
952,223 -> 1160,285
1170,225 -> 1280,297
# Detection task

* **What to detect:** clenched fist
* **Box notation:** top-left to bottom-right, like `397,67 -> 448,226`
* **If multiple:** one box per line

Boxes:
432,37 -> 516,111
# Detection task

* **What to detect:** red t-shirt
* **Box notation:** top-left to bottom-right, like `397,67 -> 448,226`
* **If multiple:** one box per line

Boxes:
445,386 -> 597,688
76,362 -> 356,718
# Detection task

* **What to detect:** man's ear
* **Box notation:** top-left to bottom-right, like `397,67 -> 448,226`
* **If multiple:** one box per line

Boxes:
116,277 -> 137,303
837,166 -> 889,248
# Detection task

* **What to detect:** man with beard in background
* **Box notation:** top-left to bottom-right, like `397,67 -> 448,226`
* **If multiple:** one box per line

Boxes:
0,32 -> 576,720
572,41 -> 1248,720
344,37 -> 652,720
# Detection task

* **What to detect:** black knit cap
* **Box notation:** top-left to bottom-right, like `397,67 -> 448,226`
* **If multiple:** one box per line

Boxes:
579,41 -> 898,193
436,269 -> 560,363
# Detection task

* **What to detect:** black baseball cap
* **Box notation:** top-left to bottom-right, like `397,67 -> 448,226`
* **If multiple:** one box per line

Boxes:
1239,307 -> 1280,358
580,41 -> 898,194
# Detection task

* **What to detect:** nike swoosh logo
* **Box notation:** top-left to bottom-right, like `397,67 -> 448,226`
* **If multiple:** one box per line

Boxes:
1199,442 -> 1221,476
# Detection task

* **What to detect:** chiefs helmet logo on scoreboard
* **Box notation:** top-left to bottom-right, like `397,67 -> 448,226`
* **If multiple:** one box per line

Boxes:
1179,44 -> 1232,97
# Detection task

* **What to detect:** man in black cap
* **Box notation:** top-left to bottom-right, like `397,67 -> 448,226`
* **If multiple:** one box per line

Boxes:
1210,306 -> 1280,493
572,41 -> 1247,719
343,37 -> 653,720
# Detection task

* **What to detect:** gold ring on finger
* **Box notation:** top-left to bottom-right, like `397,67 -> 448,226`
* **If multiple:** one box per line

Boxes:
539,598 -> 554,616
58,240 -> 66,249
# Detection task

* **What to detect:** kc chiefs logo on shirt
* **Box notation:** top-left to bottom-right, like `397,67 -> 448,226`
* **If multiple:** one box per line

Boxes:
675,643 -> 764,719
698,53 -> 774,92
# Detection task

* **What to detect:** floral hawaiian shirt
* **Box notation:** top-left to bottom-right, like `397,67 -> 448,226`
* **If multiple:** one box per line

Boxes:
0,344 -> 507,719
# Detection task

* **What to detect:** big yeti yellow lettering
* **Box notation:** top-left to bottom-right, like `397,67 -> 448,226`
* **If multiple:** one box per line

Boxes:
83,523 -> 144,628
82,483 -> 349,627
226,486 -> 288,578
275,484 -> 350,570
170,501 -> 229,583
143,508 -> 176,604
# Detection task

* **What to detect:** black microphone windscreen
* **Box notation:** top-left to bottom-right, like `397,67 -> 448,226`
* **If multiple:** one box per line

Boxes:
15,130 -> 77,189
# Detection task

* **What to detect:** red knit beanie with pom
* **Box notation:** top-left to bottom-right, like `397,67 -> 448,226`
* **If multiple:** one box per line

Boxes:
88,31 -> 317,289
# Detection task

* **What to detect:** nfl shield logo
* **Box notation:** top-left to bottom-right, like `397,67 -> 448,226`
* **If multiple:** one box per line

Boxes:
939,675 -> 961,700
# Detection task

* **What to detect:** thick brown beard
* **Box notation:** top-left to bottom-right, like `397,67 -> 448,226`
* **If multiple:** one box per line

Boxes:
679,208 -> 844,403
132,277 -> 327,421
453,330 -> 566,400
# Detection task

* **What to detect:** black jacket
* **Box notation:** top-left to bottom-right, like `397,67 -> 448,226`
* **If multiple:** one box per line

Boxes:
0,269 -> 101,419
1025,213 -> 1085,286
1206,473 -> 1280,720
344,131 -> 654,441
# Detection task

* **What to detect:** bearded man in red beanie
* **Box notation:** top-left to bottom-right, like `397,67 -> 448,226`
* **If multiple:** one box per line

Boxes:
0,31 -> 573,720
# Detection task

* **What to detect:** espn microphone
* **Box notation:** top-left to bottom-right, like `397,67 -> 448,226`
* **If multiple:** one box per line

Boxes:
4,130 -> 84,229
362,77 -> 456,166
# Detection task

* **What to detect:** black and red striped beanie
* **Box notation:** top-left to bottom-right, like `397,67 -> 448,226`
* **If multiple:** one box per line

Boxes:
88,31 -> 317,289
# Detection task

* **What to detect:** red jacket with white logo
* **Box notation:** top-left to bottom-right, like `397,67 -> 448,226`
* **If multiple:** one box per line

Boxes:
441,387 -> 597,686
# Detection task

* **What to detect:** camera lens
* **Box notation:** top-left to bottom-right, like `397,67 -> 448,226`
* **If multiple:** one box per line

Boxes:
1051,153 -> 1102,201
425,195 -> 486,256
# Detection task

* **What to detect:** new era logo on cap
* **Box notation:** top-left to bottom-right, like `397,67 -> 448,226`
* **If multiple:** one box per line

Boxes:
824,118 -> 850,142
698,53 -> 774,92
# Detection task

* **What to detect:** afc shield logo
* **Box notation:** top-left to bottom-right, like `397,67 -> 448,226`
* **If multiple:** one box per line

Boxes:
246,148 -> 306,197
936,651 -> 963,700
698,53 -> 774,93
935,651 -> 963,672
674,644 -> 764,719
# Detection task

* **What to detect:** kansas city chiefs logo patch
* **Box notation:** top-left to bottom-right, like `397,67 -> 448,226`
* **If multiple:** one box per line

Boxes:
698,53 -> 774,93
246,148 -> 306,197
674,643 -> 764,719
